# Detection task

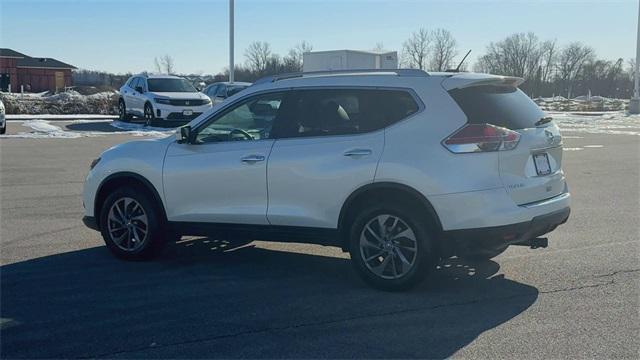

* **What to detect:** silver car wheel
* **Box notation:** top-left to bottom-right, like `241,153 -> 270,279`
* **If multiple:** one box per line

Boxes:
359,214 -> 418,280
118,101 -> 125,119
107,197 -> 149,252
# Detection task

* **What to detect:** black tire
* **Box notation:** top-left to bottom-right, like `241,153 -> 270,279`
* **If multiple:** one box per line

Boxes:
143,102 -> 155,127
0,124 -> 5,134
348,203 -> 436,291
461,246 -> 508,262
99,186 -> 167,260
118,99 -> 131,122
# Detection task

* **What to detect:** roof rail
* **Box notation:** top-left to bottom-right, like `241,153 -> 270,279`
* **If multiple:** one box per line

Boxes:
253,68 -> 429,85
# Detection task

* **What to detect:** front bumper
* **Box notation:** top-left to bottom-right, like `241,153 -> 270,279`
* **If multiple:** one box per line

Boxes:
153,103 -> 211,121
443,206 -> 570,256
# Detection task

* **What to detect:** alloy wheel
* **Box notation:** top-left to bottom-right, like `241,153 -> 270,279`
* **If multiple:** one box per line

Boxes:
359,214 -> 418,279
107,197 -> 149,252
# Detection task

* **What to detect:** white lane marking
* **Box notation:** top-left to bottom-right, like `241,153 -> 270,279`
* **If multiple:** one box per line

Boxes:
584,145 -> 604,148
564,147 -> 584,151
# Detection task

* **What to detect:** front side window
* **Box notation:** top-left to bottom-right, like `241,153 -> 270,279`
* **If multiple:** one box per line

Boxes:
195,92 -> 285,144
147,78 -> 197,92
271,88 -> 419,139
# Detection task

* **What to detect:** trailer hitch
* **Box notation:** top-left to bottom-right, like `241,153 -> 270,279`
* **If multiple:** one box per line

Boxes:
513,237 -> 548,249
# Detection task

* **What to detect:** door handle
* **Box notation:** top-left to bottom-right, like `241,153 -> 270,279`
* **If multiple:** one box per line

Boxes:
344,149 -> 372,157
241,155 -> 265,163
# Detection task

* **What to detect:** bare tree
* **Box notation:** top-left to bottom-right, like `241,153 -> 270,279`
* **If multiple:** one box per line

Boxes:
154,55 -> 175,74
245,41 -> 272,73
428,28 -> 457,71
475,33 -> 543,79
539,40 -> 558,83
372,42 -> 385,52
557,42 -> 595,98
401,28 -> 431,70
283,41 -> 313,72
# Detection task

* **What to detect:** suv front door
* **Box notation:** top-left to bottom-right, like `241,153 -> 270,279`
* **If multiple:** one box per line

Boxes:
163,91 -> 287,225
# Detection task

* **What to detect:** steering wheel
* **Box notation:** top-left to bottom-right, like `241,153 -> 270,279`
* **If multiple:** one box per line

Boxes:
229,128 -> 254,141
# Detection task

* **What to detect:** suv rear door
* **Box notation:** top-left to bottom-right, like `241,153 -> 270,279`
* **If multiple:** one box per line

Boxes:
446,78 -> 566,205
266,88 -> 419,228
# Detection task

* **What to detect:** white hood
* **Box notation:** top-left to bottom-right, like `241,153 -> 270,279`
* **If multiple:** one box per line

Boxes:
147,92 -> 208,100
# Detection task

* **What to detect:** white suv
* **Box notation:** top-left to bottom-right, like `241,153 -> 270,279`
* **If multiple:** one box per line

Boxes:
84,69 -> 570,290
118,74 -> 212,126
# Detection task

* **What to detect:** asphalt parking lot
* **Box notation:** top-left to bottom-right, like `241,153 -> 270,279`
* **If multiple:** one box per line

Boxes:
1,119 -> 638,358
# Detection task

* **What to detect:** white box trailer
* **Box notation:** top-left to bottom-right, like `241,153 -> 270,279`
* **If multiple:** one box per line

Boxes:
303,50 -> 398,72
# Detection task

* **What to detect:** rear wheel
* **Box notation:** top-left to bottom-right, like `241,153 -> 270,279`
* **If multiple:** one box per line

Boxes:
99,186 -> 167,260
118,99 -> 131,122
0,123 -> 5,134
144,103 -> 155,127
349,204 -> 435,291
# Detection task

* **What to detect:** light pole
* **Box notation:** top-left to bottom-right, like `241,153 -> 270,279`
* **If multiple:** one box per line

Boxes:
229,0 -> 235,83
630,0 -> 640,113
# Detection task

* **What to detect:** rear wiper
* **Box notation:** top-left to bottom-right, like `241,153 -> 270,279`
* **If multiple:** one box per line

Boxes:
535,116 -> 553,127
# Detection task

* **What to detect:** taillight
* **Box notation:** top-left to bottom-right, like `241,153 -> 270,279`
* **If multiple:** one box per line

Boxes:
442,123 -> 520,153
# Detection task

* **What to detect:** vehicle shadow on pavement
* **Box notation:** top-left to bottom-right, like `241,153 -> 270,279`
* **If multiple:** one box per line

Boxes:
1,238 -> 538,359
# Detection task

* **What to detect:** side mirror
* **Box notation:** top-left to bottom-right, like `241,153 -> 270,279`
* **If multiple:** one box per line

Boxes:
177,125 -> 193,144
135,86 -> 144,93
196,87 -> 202,92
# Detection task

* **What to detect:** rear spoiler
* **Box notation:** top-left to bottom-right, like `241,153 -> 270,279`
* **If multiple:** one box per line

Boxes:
441,74 -> 524,91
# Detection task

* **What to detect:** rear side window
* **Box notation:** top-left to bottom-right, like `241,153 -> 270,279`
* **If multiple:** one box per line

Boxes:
449,85 -> 544,129
271,88 -> 419,138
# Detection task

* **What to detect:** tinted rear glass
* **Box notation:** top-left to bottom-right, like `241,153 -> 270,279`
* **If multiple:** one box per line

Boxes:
449,85 -> 544,129
147,78 -> 197,93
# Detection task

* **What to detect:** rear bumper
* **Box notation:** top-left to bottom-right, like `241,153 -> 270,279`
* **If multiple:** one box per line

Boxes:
82,216 -> 99,231
443,206 -> 570,256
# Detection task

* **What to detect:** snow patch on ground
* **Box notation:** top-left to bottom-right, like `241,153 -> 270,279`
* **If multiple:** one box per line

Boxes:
7,114 -> 117,120
553,111 -> 640,136
535,97 -> 628,112
0,119 -> 174,139
1,120 -> 84,139
110,121 -> 175,137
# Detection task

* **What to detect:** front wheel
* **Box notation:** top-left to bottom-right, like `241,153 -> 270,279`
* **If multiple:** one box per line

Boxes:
349,204 -> 435,291
0,123 -> 5,134
99,186 -> 167,260
143,103 -> 155,127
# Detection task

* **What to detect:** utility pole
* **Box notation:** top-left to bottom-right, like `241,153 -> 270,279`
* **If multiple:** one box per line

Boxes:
630,0 -> 640,113
229,0 -> 235,83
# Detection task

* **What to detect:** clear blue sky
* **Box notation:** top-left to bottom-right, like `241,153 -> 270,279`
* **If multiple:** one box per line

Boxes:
1,0 -> 637,74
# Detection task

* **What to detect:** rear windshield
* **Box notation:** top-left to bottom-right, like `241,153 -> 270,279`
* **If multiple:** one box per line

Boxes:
448,85 -> 544,129
148,78 -> 197,93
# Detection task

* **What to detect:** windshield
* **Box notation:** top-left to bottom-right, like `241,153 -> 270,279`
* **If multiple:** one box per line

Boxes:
147,78 -> 197,93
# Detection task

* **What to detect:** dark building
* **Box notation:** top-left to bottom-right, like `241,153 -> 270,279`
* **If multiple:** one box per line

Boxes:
0,48 -> 77,93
